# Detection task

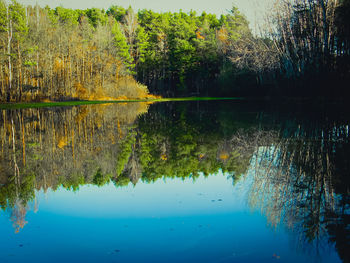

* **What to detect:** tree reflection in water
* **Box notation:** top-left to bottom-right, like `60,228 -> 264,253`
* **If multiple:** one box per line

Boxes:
246,112 -> 350,262
0,101 -> 349,262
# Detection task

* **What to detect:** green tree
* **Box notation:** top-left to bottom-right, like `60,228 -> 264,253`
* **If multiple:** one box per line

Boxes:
106,5 -> 126,22
112,20 -> 133,71
85,8 -> 107,28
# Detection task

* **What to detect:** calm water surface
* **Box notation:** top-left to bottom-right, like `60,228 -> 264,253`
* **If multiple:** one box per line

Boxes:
0,101 -> 349,262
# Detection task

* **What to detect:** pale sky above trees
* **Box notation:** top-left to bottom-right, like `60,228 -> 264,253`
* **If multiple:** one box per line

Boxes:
15,0 -> 271,29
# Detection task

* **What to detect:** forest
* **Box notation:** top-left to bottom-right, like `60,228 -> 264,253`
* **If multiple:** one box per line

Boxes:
0,0 -> 349,102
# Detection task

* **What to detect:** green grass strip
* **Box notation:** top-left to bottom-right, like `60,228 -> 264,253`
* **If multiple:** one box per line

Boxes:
0,97 -> 242,110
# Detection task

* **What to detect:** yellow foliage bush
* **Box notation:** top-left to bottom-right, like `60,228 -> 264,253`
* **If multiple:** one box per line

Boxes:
54,58 -> 64,72
219,152 -> 230,161
57,136 -> 68,149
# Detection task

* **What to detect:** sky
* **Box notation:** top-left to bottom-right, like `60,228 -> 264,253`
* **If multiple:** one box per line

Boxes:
15,0 -> 272,30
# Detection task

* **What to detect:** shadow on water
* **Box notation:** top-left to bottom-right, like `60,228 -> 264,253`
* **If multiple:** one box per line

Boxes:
0,100 -> 349,262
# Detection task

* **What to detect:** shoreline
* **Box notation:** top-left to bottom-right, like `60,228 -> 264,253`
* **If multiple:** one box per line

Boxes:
0,97 -> 242,109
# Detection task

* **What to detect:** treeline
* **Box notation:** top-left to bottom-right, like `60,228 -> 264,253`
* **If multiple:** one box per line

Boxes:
0,0 -> 277,100
267,0 -> 350,96
1,0 -> 349,100
0,0 -> 150,102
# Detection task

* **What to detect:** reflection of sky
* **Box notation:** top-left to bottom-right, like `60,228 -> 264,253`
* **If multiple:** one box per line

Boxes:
0,172 -> 341,263
39,171 -> 245,218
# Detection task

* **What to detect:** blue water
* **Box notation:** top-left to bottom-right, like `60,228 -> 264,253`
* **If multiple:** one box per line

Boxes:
1,100 -> 348,263
0,172 -> 340,263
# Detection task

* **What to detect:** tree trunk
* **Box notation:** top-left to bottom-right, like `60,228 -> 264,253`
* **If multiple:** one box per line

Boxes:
7,6 -> 13,102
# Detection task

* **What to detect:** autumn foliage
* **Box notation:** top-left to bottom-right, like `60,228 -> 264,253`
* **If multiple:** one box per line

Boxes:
0,2 -> 153,102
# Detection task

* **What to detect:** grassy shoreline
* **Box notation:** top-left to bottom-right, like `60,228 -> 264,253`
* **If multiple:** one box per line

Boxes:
0,97 -> 242,109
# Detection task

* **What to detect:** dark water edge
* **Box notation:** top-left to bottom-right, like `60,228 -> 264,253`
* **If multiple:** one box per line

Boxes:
1,96 -> 349,109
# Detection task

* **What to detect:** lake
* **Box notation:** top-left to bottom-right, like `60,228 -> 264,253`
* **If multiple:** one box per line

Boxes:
0,100 -> 349,263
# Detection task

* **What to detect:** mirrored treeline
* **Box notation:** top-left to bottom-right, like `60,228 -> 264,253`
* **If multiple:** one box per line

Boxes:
0,101 -> 349,262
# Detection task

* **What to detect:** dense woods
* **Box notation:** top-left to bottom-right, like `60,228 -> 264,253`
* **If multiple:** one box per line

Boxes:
0,1 -> 150,102
267,0 -> 350,96
0,0 -> 349,100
